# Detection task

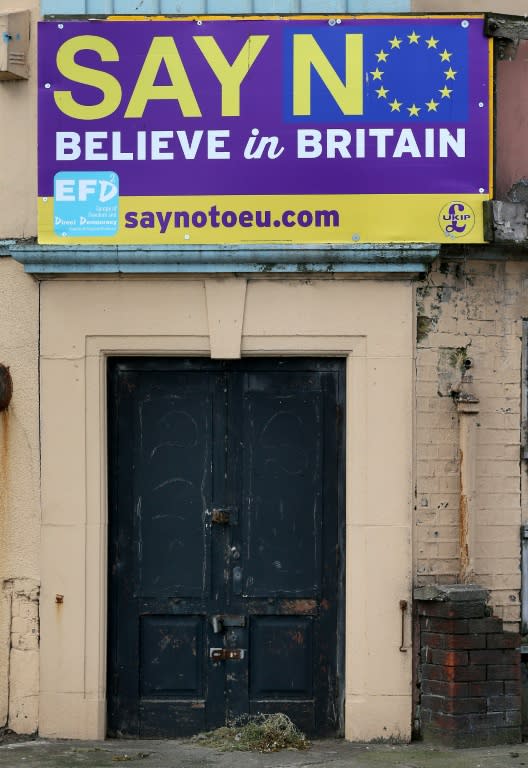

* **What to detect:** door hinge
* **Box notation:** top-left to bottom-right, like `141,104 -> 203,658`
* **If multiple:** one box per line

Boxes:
209,648 -> 246,661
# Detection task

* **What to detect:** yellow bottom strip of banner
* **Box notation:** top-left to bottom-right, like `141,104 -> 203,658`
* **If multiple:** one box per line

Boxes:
38,194 -> 487,245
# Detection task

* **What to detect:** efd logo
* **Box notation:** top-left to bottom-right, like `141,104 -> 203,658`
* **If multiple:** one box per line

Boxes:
53,171 -> 119,238
439,201 -> 475,239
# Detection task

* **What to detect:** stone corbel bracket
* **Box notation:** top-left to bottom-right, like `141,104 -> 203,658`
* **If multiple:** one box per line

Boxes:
485,13 -> 528,60
483,200 -> 528,244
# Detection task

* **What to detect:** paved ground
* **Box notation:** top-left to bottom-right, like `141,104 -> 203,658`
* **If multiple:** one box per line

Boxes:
1,738 -> 528,768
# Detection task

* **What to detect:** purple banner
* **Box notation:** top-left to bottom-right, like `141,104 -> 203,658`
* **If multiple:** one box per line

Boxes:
38,16 -> 491,199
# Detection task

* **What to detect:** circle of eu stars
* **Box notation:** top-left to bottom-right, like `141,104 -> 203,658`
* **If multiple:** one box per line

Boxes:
370,30 -> 457,117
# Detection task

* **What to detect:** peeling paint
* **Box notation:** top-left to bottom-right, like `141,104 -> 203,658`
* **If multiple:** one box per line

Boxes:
2,579 -> 39,734
437,346 -> 472,398
459,481 -> 471,582
417,316 -> 433,343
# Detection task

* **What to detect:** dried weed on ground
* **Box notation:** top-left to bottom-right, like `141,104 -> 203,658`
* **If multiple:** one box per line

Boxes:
191,713 -> 310,753
0,728 -> 37,746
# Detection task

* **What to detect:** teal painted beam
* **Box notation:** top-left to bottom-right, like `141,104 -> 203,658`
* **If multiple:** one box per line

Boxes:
42,0 -> 412,15
20,262 -> 428,274
42,0 -> 86,13
344,1 -> 411,10
86,0 -> 115,12
11,243 -> 438,274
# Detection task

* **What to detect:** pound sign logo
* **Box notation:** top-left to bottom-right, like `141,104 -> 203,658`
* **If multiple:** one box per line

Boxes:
439,201 -> 475,239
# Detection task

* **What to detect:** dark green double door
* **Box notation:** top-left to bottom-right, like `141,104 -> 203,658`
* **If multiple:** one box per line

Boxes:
107,358 -> 344,737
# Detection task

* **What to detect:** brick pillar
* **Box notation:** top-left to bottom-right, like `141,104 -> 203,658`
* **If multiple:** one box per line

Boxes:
415,585 -> 521,747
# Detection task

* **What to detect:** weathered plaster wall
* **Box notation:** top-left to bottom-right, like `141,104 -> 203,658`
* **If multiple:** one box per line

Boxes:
496,40 -> 528,201
0,258 -> 40,733
415,258 -> 525,631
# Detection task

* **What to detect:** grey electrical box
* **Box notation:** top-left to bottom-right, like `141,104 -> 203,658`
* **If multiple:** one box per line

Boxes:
0,11 -> 30,81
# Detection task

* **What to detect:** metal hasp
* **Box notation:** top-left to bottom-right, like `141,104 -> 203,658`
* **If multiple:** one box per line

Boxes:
485,12 -> 528,60
210,615 -> 246,634
211,507 -> 238,525
209,648 -> 246,661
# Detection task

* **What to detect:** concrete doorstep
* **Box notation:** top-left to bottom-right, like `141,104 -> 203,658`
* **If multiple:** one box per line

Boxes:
1,739 -> 528,768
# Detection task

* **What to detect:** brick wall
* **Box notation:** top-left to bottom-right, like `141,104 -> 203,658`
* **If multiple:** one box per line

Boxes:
416,586 -> 521,747
415,258 -> 525,630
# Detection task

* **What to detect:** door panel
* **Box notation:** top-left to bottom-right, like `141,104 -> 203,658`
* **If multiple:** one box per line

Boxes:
107,358 -> 344,738
241,389 -> 322,597
139,392 -> 211,597
250,616 -> 314,696
139,615 -> 204,696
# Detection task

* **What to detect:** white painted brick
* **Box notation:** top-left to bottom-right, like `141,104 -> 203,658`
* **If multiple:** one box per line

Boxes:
476,477 -> 521,494
478,525 -> 521,543
475,383 -> 519,398
475,558 -> 520,574
437,542 -> 459,558
493,605 -> 520,624
414,259 -> 524,624
477,429 -> 520,447
419,477 -> 460,493
476,543 -> 521,559
487,576 -> 519,592
416,365 -> 438,383
478,444 -> 520,460
479,507 -> 521,525
415,348 -> 439,365
420,525 -> 458,542
417,543 -> 439,558
416,576 -> 438,587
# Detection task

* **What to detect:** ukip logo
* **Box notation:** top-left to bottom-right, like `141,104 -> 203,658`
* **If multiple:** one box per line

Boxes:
439,201 -> 475,238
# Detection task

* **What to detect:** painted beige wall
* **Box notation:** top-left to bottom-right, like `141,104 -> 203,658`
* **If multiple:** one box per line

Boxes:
0,257 -> 40,733
415,258 -> 528,631
38,276 -> 414,741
